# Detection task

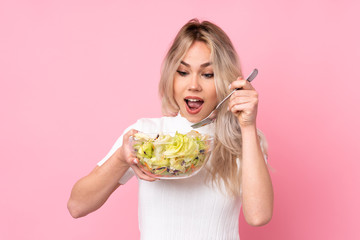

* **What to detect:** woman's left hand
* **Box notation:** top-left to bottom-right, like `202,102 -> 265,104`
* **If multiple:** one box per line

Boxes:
228,77 -> 259,128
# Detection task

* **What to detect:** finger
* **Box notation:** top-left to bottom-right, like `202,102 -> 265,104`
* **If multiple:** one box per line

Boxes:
125,156 -> 139,166
124,129 -> 139,139
131,165 -> 158,182
228,100 -> 252,113
229,92 -> 258,109
230,77 -> 255,91
123,129 -> 139,144
230,90 -> 258,101
137,163 -> 160,179
229,102 -> 255,114
134,169 -> 157,181
228,98 -> 252,110
132,159 -> 159,179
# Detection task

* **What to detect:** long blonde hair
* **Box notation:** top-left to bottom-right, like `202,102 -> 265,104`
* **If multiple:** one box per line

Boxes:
159,19 -> 268,197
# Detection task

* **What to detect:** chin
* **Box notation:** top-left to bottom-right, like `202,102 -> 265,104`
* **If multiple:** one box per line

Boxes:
180,109 -> 209,123
185,115 -> 202,123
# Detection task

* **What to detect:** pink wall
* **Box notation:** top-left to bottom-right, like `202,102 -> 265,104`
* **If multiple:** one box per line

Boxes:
1,0 -> 359,239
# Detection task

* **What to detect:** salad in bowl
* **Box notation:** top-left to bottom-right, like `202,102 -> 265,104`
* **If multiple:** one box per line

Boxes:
131,130 -> 212,179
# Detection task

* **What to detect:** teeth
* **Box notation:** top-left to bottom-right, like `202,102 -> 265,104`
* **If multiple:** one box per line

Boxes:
187,99 -> 201,102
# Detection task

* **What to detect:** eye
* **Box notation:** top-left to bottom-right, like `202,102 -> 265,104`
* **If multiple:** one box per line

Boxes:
202,73 -> 214,79
176,70 -> 188,77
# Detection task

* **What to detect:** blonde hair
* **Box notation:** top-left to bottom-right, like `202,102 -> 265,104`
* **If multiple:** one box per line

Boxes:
159,19 -> 268,197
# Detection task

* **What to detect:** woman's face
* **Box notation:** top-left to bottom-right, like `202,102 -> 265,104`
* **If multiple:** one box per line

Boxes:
173,41 -> 217,123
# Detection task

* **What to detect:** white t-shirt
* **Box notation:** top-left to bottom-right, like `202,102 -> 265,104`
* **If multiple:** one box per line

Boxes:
98,114 -> 267,240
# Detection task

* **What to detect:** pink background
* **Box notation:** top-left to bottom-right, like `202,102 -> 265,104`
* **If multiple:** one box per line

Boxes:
1,0 -> 359,239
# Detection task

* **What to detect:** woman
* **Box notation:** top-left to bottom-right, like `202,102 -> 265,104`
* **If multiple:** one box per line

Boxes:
68,19 -> 273,239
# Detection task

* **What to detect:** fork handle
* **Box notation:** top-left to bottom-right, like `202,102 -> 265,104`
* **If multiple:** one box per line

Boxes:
215,88 -> 238,108
215,69 -> 258,109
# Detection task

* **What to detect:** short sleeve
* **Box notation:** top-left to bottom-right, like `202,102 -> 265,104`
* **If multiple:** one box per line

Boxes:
97,122 -> 138,184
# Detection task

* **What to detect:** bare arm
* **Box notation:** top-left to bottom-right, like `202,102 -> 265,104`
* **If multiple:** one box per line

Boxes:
228,76 -> 274,226
240,125 -> 273,226
67,129 -> 156,218
67,152 -> 127,218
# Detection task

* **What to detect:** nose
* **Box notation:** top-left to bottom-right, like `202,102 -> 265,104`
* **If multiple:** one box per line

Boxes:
188,74 -> 202,91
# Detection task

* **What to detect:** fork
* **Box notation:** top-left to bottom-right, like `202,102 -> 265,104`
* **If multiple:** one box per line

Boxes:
191,69 -> 258,128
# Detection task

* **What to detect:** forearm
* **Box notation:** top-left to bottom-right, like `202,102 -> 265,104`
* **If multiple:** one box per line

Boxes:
241,124 -> 273,226
67,150 -> 129,218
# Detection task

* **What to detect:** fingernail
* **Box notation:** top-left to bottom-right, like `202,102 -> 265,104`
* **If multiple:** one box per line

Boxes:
133,159 -> 138,164
228,84 -> 231,89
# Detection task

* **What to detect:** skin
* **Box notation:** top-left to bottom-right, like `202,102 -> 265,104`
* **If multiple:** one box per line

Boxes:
175,41 -> 273,226
173,41 -> 217,123
67,129 -> 156,218
229,77 -> 274,226
67,41 -> 273,226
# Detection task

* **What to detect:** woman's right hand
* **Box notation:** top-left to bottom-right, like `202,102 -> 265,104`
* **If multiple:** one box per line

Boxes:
116,129 -> 158,182
67,128 -> 158,218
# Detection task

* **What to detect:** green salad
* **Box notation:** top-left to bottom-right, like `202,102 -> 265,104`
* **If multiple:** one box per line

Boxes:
133,130 -> 210,177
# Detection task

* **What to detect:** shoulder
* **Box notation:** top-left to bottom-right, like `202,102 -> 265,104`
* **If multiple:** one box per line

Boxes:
133,114 -> 211,134
133,116 -> 175,132
135,116 -> 164,125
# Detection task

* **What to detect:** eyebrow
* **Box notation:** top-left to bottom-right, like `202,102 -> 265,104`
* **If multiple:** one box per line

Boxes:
180,61 -> 212,68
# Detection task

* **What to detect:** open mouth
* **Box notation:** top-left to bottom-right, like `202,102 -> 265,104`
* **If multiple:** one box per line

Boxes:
184,97 -> 204,114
